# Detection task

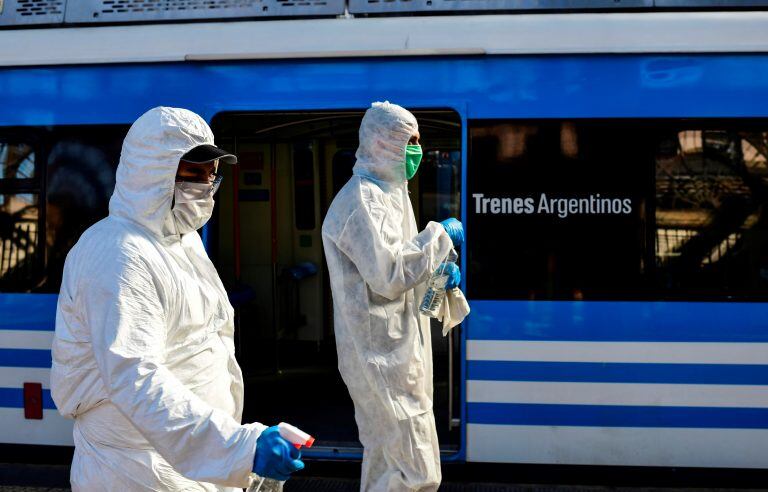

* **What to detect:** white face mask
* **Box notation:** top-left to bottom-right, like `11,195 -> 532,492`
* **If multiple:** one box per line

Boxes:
172,181 -> 215,235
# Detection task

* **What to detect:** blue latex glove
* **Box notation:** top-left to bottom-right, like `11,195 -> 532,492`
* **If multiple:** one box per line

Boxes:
253,426 -> 305,481
441,262 -> 461,290
440,218 -> 464,248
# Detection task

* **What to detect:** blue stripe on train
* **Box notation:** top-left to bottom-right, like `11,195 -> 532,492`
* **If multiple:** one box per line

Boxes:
4,56 -> 768,125
468,402 -> 768,429
3,297 -> 767,340
468,361 -> 768,385
0,387 -> 56,410
0,349 -> 52,368
0,294 -> 57,331
467,300 -> 768,342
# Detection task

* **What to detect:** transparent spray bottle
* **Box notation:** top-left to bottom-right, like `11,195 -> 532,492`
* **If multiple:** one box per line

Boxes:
419,248 -> 458,318
247,423 -> 315,492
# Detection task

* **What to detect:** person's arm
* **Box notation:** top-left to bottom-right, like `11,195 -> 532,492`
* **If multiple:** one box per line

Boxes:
84,251 -> 262,488
336,204 -> 453,300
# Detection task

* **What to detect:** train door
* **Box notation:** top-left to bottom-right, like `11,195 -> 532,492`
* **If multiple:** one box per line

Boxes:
211,110 -> 463,456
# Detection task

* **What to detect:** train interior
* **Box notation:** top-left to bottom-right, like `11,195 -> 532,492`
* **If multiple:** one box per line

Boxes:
210,110 -> 463,454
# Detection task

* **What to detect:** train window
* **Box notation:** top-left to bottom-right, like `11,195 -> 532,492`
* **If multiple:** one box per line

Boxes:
0,139 -> 44,292
467,121 -> 651,300
468,120 -> 768,301
655,129 -> 768,299
0,126 -> 127,293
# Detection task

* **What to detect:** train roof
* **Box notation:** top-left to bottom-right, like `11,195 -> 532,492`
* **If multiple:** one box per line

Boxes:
1,11 -> 768,67
3,0 -> 768,28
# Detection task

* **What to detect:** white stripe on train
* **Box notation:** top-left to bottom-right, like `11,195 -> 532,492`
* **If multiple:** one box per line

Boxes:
0,408 -> 72,446
467,340 -> 768,365
467,424 -> 768,468
0,367 -> 51,389
467,380 -> 768,408
0,330 -> 54,351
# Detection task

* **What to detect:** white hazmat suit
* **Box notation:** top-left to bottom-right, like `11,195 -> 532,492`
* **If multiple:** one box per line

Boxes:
322,102 -> 453,492
51,107 -> 264,491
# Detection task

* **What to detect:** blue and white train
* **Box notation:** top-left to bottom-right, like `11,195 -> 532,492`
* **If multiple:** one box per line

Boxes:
2,1 -> 768,475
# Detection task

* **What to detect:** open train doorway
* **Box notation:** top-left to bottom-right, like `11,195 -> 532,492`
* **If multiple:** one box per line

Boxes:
210,110 -> 463,455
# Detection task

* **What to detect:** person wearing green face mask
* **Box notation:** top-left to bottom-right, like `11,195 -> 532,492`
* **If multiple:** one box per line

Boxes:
322,102 -> 464,492
404,136 -> 423,181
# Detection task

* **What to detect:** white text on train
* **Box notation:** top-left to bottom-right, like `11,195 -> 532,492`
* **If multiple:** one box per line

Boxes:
472,193 -> 632,219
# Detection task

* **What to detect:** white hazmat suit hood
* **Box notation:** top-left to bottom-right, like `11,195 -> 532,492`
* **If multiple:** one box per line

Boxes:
322,102 -> 453,492
109,105 -> 213,239
352,101 -> 415,185
51,107 -> 264,492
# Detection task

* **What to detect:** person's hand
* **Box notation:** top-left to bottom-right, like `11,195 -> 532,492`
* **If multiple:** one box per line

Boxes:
441,262 -> 461,290
253,426 -> 305,481
440,218 -> 464,248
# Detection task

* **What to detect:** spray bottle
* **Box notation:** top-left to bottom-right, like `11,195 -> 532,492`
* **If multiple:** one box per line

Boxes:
419,248 -> 459,318
246,422 -> 315,492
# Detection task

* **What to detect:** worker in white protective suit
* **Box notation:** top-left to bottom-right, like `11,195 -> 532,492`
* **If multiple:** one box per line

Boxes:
322,101 -> 464,492
51,106 -> 303,491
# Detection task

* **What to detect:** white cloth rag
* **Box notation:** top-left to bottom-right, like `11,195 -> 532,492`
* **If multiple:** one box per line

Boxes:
438,287 -> 470,336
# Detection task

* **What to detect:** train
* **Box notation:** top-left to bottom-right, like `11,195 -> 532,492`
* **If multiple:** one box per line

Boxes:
2,0 -> 768,477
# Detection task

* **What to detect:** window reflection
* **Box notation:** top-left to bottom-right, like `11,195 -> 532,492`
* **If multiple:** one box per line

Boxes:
1,143 -> 35,179
655,130 -> 768,297
0,193 -> 40,290
0,141 -> 41,289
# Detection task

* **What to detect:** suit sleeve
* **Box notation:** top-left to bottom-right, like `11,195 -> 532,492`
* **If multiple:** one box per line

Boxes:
336,205 -> 453,301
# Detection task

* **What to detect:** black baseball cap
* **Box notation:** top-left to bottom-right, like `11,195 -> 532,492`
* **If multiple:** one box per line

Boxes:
181,144 -> 237,165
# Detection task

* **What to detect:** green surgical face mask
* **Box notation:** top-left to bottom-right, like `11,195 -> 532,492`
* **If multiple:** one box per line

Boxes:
404,144 -> 423,180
